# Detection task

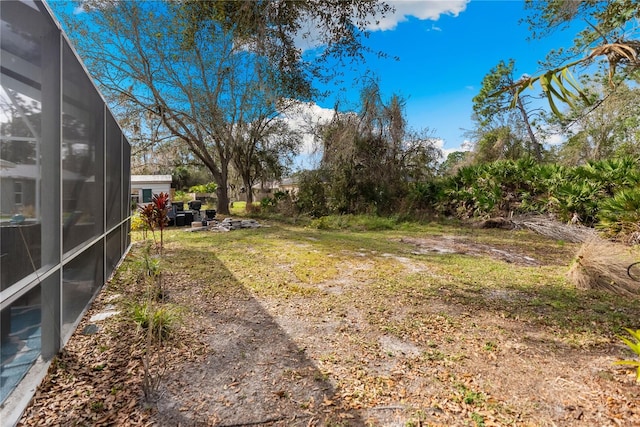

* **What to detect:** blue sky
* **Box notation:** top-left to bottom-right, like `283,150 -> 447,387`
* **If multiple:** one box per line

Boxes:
304,0 -> 583,158
50,0 -> 585,168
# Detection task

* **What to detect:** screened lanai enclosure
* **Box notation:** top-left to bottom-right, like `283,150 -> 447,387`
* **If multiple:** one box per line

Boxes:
0,1 -> 131,423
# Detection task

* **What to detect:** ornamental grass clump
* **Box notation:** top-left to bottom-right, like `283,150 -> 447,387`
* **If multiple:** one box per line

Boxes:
128,300 -> 180,341
566,237 -> 639,296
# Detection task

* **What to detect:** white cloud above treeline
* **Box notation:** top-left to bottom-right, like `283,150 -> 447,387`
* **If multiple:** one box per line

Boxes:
370,0 -> 470,31
282,102 -> 336,156
296,0 -> 469,51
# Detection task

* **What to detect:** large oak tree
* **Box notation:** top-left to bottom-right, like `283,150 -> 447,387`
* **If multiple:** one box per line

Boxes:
56,0 -> 392,213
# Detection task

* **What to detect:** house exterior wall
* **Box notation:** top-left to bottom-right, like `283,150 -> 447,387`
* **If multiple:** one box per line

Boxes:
130,175 -> 172,206
0,1 -> 131,424
0,179 -> 38,215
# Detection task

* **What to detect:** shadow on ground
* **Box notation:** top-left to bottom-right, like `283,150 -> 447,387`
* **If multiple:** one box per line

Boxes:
152,246 -> 362,426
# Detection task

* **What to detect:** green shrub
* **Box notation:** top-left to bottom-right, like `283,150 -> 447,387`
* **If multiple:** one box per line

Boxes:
554,180 -> 602,225
188,182 -> 217,193
405,181 -> 445,215
309,215 -> 346,230
597,188 -> 640,240
130,212 -> 147,232
260,197 -> 276,210
172,190 -> 190,203
296,170 -> 329,218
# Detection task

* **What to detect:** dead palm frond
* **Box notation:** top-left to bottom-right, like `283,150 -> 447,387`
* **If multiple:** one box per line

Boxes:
588,40 -> 640,84
567,237 -> 640,296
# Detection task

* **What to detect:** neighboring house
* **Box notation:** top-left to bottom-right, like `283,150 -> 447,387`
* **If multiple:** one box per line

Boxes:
277,177 -> 299,194
131,175 -> 173,206
0,163 -> 85,217
252,177 -> 299,200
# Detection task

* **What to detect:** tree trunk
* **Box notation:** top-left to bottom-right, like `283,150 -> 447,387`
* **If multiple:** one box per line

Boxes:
216,185 -> 230,215
516,96 -> 541,161
245,185 -> 254,209
207,162 -> 231,215
241,171 -> 254,211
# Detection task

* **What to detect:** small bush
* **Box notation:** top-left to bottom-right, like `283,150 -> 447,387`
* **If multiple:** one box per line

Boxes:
260,197 -> 276,210
172,190 -> 191,203
188,182 -> 217,193
567,237 -> 639,296
296,170 -> 329,218
597,188 -> 640,242
309,215 -> 348,230
130,212 -> 147,232
128,300 -> 181,341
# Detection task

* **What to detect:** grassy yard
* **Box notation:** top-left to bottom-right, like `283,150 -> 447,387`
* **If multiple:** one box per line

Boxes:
167,219 -> 634,343
20,217 -> 640,426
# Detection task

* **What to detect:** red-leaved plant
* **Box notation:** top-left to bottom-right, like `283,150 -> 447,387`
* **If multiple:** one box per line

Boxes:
134,193 -> 172,402
138,192 -> 170,254
152,192 -> 170,254
139,203 -> 156,243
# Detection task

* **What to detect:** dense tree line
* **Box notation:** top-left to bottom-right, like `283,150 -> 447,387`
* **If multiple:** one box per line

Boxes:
289,0 -> 640,243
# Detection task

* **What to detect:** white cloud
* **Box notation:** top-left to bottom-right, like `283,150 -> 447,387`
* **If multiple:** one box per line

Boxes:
281,102 -> 336,156
295,0 -> 468,51
543,132 -> 565,146
370,0 -> 469,31
434,139 -> 449,155
533,123 -> 567,147
435,138 -> 472,162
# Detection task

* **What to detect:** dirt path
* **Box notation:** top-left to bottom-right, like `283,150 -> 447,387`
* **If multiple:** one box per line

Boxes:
151,273 -> 361,426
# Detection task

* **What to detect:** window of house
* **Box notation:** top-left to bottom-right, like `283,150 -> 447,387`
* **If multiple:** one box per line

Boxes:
14,181 -> 23,205
142,188 -> 152,203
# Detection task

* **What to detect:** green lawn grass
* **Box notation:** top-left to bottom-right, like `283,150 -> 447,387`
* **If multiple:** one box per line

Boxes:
134,218 -> 639,346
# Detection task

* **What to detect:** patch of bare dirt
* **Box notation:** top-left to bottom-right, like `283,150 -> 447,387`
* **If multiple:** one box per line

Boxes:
400,236 -> 543,266
258,293 -> 640,427
149,275 -> 360,426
